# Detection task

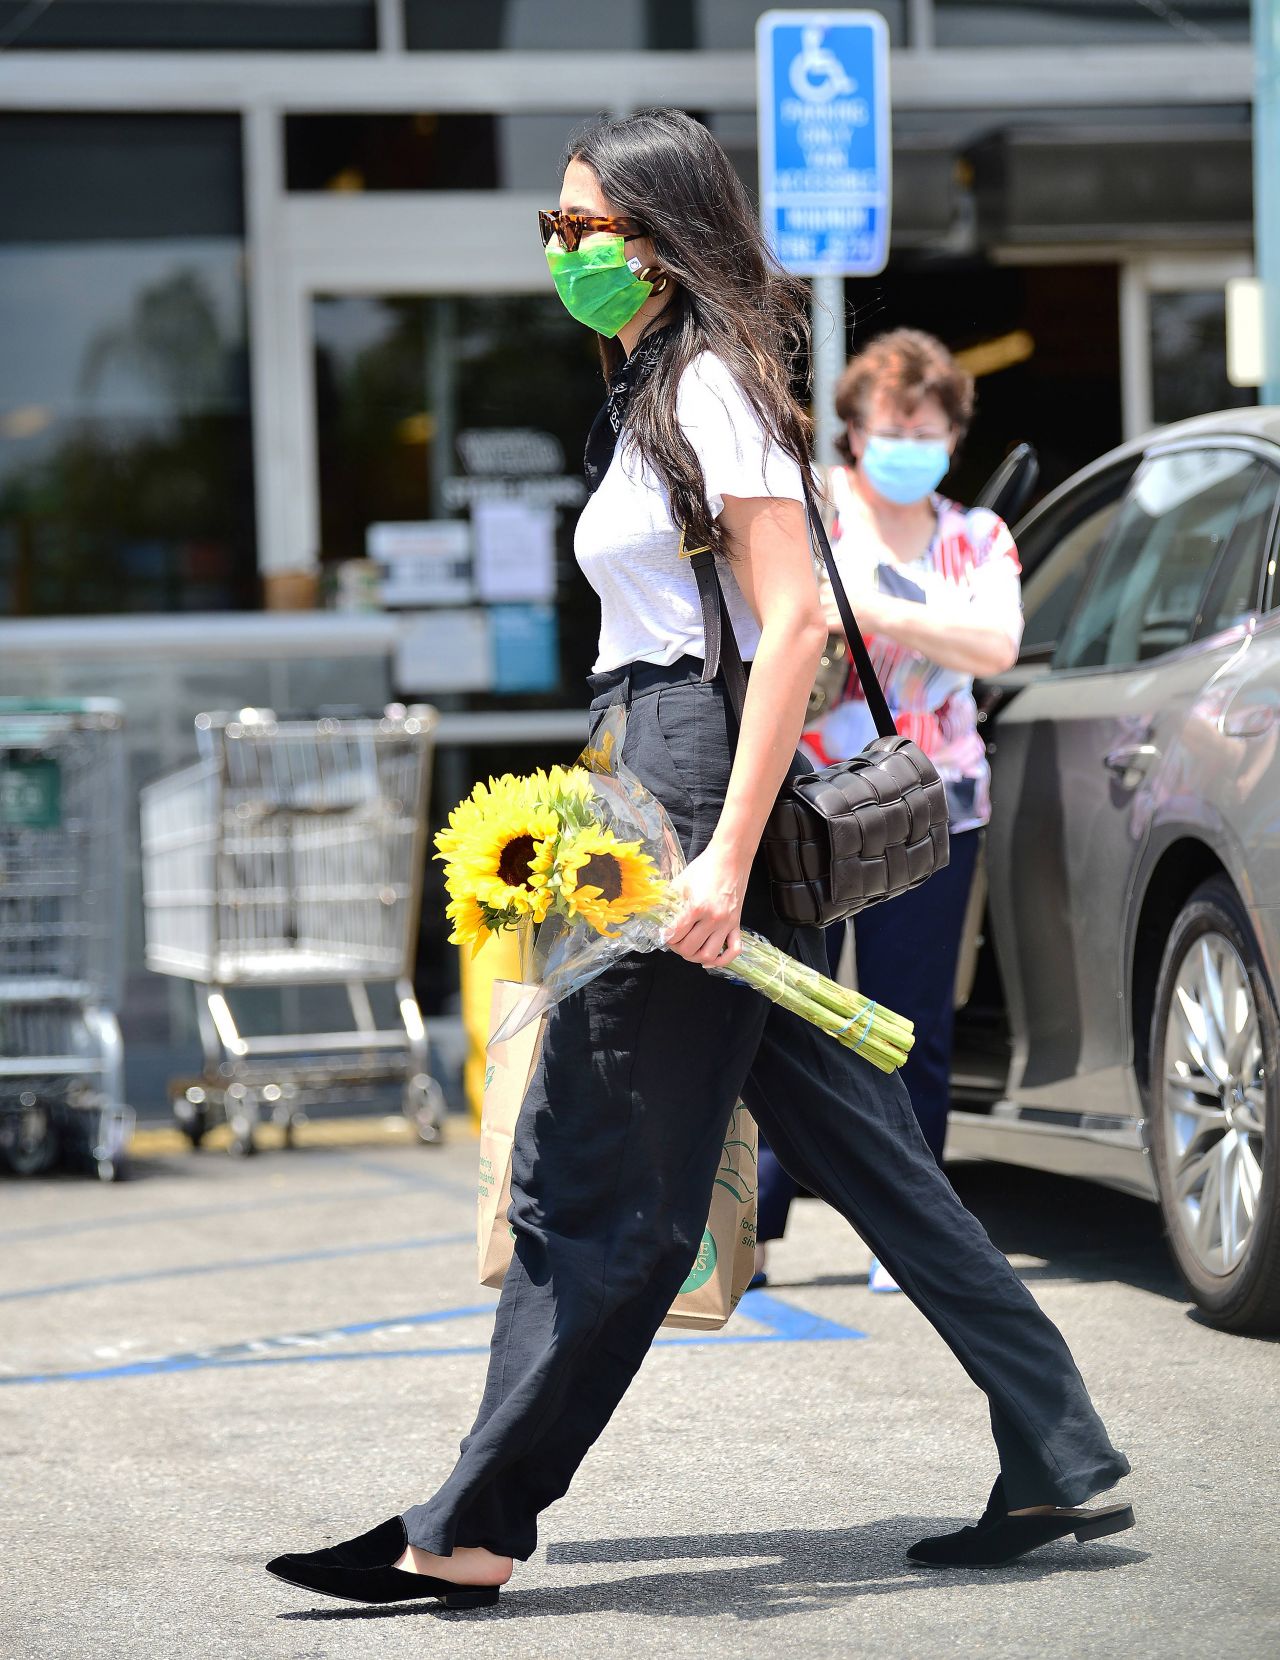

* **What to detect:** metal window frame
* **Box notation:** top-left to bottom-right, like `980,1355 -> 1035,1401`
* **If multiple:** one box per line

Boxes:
1119,253 -> 1257,440
0,44 -> 1252,112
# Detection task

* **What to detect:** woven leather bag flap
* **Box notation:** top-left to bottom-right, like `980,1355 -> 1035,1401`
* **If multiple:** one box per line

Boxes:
764,736 -> 951,927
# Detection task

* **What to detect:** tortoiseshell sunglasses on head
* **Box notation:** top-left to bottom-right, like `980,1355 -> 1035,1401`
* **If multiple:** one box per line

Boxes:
538,210 -> 645,251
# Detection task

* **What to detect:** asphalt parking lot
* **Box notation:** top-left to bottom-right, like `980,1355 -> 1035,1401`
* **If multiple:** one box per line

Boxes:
3,1117 -> 1278,1660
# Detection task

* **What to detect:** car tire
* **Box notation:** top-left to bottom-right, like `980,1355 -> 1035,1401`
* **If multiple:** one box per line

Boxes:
1149,875 -> 1280,1333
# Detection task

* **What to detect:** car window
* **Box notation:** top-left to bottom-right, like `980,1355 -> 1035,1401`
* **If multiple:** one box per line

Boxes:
1055,449 -> 1260,671
1020,496 -> 1122,656
1194,469 -> 1280,638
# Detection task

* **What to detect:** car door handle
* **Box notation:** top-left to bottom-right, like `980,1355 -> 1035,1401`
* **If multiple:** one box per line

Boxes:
1222,705 -> 1277,739
1103,742 -> 1158,778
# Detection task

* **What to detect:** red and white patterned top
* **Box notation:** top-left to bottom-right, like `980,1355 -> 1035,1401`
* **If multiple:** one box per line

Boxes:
804,467 -> 1024,832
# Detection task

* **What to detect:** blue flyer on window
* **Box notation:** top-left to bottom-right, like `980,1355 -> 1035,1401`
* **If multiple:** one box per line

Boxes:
491,604 -> 559,693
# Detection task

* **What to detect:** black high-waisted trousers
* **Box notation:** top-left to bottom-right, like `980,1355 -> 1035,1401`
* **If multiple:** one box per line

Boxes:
403,657 -> 1129,1560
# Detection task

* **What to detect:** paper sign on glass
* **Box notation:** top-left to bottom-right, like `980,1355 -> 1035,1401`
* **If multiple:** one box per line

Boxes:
472,501 -> 557,602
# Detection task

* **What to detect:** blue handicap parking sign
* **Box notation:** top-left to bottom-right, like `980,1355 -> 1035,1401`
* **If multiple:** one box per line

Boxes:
756,10 -> 891,277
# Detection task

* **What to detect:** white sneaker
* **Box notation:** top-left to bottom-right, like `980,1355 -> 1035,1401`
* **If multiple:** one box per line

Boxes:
868,1255 -> 902,1294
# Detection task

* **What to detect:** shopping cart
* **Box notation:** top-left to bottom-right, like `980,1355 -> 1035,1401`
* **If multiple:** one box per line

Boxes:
0,699 -> 134,1180
140,705 -> 444,1155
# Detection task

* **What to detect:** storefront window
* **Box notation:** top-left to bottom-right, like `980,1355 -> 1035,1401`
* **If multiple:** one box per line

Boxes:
1150,290 -> 1256,427
405,0 -> 906,50
286,113 -> 596,194
932,0 -> 1248,48
0,1 -> 375,49
313,292 -> 605,706
0,115 -> 256,615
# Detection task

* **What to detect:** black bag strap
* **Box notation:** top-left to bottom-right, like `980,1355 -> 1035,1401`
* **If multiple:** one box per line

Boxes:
689,476 -> 898,740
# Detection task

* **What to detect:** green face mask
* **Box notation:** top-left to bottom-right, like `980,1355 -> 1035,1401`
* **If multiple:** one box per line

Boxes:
544,235 -> 653,338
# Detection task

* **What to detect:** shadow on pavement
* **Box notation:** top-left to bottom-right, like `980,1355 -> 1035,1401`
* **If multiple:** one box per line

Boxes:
799,1161 -> 1186,1305
274,1520 -> 1148,1624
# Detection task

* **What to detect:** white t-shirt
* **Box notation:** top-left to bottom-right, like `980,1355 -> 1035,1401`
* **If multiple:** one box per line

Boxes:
574,351 -> 808,675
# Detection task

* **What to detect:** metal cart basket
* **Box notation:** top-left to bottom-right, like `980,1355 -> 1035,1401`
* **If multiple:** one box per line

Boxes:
0,699 -> 134,1180
140,705 -> 444,1154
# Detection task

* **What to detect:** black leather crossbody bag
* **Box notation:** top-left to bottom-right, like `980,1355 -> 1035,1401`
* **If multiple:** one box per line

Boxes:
688,483 -> 950,928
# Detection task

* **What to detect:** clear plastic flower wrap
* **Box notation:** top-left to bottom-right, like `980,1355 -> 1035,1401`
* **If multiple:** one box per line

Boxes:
478,706 -> 913,1074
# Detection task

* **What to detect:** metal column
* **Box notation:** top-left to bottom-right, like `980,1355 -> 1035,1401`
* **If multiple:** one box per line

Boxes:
1257,0 -> 1280,404
811,272 -> 848,472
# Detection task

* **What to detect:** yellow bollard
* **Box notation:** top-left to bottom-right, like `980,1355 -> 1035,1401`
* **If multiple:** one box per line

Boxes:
458,931 -> 524,1128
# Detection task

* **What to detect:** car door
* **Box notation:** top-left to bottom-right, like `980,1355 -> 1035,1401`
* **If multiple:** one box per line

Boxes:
984,442 -> 1275,1126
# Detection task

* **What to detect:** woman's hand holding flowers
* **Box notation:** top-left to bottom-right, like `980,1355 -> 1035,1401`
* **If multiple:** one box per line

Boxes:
663,842 -> 748,968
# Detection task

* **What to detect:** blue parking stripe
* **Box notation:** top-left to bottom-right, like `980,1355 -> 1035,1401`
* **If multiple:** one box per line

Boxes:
0,1232 -> 472,1303
0,1291 -> 865,1386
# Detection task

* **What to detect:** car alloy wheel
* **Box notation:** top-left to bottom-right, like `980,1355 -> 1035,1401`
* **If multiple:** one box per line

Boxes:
1150,876 -> 1280,1332
1161,931 -> 1265,1275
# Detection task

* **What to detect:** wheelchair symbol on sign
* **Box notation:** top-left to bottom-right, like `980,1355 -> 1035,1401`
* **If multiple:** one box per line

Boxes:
788,25 -> 856,103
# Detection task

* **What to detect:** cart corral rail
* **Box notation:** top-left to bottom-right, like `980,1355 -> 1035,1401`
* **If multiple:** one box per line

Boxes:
0,699 -> 133,1180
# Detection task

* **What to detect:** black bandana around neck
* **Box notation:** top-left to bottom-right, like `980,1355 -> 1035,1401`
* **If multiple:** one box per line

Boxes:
583,324 -> 674,494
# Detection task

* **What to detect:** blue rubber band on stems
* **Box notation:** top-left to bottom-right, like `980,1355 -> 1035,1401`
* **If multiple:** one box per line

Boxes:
835,1001 -> 878,1052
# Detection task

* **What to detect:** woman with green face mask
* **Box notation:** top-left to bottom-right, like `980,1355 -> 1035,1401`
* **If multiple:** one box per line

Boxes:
266,109 -> 1132,1614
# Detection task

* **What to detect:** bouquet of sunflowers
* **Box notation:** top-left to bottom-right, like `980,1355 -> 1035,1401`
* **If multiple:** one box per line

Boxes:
435,707 -> 914,1074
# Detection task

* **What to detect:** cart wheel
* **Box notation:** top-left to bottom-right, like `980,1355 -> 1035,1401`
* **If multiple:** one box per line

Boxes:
404,1075 -> 446,1145
228,1126 -> 258,1157
172,1087 -> 210,1149
3,1103 -> 60,1177
96,1155 -> 128,1183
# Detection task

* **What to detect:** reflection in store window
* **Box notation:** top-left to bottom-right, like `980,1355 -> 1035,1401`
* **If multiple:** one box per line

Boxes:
932,0 -> 1248,47
286,113 -> 597,194
312,293 -> 606,706
0,0 -> 375,49
0,116 -> 256,616
1150,290 -> 1256,427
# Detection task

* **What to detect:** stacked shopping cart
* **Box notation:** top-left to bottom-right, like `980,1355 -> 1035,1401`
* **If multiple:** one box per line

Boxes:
0,700 -> 134,1180
140,705 -> 444,1155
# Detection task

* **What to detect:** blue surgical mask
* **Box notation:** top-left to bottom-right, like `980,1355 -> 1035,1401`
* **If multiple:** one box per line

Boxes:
860,436 -> 950,505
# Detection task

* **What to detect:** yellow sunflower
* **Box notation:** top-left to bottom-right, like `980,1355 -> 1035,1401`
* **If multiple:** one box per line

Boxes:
579,729 -> 617,776
445,802 -> 561,920
552,825 -> 664,936
445,892 -> 493,955
434,773 -> 543,864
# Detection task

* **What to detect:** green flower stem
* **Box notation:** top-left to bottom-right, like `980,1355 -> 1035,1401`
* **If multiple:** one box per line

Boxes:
716,930 -> 914,1075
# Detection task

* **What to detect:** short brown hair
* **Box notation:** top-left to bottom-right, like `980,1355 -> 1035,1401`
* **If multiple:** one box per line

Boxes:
834,328 -> 974,463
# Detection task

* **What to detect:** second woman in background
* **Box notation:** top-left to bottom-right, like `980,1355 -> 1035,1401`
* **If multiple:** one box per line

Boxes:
756,329 -> 1023,1293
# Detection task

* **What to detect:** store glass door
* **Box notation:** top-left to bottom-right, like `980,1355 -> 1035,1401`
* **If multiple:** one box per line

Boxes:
1121,255 -> 1258,437
312,289 -> 606,704
310,288 -> 608,1011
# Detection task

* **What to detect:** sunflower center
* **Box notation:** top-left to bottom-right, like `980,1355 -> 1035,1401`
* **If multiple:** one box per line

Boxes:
578,852 -> 623,902
497,834 -> 537,888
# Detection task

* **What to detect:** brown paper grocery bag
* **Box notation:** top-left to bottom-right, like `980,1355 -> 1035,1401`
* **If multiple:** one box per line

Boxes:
477,979 -> 546,1289
662,1104 -> 758,1332
478,978 -> 758,1333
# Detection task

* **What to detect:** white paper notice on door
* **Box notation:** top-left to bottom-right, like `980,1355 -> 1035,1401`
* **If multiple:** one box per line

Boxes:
395,608 -> 493,693
472,500 -> 557,602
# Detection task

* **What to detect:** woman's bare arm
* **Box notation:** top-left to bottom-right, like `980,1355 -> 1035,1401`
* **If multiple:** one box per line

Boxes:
820,572 -> 1019,677
665,494 -> 827,967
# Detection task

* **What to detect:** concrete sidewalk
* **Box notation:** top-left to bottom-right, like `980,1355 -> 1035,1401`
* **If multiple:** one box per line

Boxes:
2,1122 -> 1276,1660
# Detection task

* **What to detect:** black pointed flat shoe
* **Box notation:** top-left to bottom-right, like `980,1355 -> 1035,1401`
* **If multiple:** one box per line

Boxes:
266,1516 -> 501,1609
907,1476 -> 1135,1568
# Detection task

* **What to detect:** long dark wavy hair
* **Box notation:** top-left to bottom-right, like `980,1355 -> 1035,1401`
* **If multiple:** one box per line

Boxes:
564,108 -> 814,558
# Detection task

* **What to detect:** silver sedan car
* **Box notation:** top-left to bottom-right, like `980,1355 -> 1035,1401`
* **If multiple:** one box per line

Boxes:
948,407 -> 1280,1334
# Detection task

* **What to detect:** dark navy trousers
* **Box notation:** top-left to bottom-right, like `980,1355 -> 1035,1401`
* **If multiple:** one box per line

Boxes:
403,659 -> 1129,1560
758,826 -> 982,1239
